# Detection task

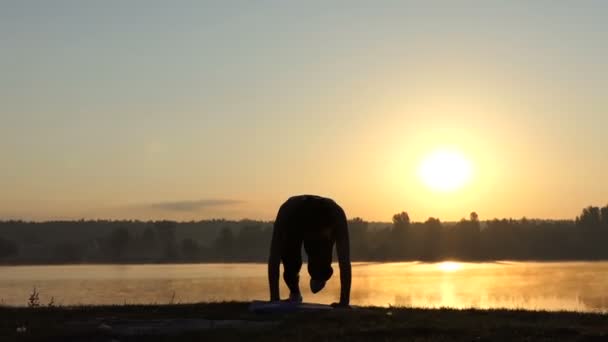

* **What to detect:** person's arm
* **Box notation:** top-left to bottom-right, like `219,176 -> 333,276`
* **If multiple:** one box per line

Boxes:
268,219 -> 282,302
335,215 -> 351,306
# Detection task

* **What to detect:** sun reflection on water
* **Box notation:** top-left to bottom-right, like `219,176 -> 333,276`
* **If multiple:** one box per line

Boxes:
437,261 -> 462,272
0,262 -> 607,312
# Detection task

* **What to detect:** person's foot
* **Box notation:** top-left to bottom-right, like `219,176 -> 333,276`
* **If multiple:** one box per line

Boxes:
285,292 -> 303,303
309,279 -> 326,293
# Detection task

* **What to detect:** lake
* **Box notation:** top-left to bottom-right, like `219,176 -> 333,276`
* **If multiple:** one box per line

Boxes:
1,262 -> 607,312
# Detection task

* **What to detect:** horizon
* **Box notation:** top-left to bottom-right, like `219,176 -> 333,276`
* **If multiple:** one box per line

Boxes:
2,2 -> 607,222
0,210 -> 592,224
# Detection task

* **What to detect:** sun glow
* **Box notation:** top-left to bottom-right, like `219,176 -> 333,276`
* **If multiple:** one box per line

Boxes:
418,148 -> 473,192
437,261 -> 463,272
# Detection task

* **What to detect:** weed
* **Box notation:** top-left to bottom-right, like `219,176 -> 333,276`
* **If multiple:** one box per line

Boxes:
28,287 -> 40,307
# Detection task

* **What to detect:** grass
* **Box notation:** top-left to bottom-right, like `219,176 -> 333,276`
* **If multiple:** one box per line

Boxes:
1,302 -> 606,341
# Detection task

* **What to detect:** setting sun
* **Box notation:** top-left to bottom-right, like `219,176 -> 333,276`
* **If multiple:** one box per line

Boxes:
418,149 -> 473,193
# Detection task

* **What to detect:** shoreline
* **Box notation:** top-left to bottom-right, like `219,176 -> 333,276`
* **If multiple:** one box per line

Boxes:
4,259 -> 608,267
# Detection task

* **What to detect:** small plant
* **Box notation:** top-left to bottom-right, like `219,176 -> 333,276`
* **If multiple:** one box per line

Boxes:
48,296 -> 55,308
28,287 -> 40,307
169,291 -> 176,305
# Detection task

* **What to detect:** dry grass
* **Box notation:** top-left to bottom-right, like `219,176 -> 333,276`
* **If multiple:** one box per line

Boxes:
1,302 -> 606,341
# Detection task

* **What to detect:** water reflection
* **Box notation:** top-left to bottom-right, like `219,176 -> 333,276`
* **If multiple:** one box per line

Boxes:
436,261 -> 462,272
0,262 -> 607,312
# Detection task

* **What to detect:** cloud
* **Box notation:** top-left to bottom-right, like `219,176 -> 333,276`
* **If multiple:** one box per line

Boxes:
146,199 -> 244,212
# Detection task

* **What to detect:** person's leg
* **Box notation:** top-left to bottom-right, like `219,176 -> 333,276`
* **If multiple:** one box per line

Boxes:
304,238 -> 334,293
281,241 -> 303,300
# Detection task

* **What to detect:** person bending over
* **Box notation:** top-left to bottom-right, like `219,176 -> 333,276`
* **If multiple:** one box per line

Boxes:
267,195 -> 351,307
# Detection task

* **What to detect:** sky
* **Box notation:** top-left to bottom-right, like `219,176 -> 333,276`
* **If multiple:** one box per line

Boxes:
1,1 -> 607,222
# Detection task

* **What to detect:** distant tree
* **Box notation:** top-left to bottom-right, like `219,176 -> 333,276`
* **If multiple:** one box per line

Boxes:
214,226 -> 234,260
181,238 -> 200,261
349,217 -> 367,237
453,213 -> 481,260
4,204 -> 608,263
368,226 -> 392,261
390,212 -> 410,259
348,218 -> 370,259
600,205 -> 608,228
470,212 -> 479,223
53,242 -> 84,263
105,227 -> 130,260
576,206 -> 601,228
392,212 -> 411,229
424,217 -> 441,228
141,227 -> 157,247
422,217 -> 442,261
155,221 -> 178,260
0,237 -> 18,259
234,225 -> 268,260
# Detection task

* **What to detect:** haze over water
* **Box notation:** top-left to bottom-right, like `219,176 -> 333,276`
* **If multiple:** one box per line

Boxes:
2,262 -> 606,313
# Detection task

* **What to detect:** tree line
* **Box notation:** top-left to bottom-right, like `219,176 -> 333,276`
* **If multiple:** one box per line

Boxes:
0,204 -> 607,264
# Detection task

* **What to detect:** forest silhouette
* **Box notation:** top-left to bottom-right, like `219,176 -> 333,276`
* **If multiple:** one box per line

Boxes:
0,204 -> 607,264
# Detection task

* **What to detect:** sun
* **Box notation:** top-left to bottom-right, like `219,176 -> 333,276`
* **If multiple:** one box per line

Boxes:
418,148 -> 473,192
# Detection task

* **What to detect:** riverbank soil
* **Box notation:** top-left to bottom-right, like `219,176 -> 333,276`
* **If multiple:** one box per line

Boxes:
1,302 -> 606,341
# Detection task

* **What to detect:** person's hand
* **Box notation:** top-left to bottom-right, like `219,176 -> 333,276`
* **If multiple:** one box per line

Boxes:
330,302 -> 351,309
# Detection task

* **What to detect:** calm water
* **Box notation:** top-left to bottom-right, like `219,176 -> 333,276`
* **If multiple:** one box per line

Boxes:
1,262 -> 607,312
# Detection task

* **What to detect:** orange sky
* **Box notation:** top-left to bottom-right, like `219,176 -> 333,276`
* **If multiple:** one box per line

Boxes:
1,2 -> 607,221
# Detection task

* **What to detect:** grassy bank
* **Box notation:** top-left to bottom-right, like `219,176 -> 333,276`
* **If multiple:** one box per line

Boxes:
1,302 -> 606,341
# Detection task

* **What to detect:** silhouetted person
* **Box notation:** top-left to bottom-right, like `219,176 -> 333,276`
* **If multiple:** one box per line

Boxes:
268,195 -> 351,307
